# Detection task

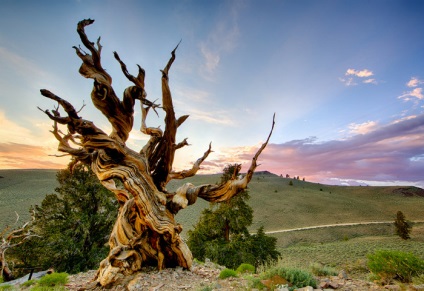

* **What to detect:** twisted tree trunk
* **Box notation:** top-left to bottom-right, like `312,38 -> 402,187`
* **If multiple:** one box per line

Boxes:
39,19 -> 275,287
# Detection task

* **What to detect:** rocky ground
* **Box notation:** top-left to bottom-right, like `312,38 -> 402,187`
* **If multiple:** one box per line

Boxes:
64,262 -> 424,291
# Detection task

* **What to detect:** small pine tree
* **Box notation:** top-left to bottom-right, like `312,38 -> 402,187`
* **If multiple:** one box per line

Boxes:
187,164 -> 280,269
394,211 -> 412,240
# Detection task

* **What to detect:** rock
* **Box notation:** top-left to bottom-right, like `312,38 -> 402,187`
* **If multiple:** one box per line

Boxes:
384,285 -> 401,290
295,286 -> 314,291
338,270 -> 348,279
320,281 -> 330,288
329,281 -> 339,288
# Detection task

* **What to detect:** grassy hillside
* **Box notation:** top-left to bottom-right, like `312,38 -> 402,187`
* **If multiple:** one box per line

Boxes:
0,169 -> 58,229
1,169 -> 423,241
170,171 -> 424,238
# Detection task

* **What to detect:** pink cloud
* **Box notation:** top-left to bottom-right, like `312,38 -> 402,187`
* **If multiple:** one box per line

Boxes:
206,114 -> 424,187
345,68 -> 373,78
0,142 -> 68,169
406,77 -> 423,88
398,88 -> 424,101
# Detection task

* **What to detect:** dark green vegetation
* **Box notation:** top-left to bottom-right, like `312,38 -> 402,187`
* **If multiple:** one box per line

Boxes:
187,165 -> 280,269
394,210 -> 412,240
1,169 -> 424,282
7,166 -> 118,274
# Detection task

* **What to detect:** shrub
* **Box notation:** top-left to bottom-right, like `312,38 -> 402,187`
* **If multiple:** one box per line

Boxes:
261,267 -> 317,289
20,279 -> 36,287
37,272 -> 69,287
367,250 -> 424,283
219,268 -> 238,279
236,263 -> 255,274
0,285 -> 14,291
310,262 -> 338,276
413,274 -> 424,285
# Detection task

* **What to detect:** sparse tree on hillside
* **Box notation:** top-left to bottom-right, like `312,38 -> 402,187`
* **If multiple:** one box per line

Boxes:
394,211 -> 412,240
38,19 -> 274,286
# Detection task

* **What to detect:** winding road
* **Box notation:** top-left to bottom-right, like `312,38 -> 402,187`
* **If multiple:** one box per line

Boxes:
264,220 -> 424,234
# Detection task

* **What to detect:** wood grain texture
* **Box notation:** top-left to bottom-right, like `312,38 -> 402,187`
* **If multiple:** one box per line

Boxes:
39,19 -> 274,287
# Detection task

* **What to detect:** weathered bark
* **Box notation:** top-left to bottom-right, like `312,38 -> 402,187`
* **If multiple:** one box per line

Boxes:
39,19 -> 275,287
1,213 -> 36,281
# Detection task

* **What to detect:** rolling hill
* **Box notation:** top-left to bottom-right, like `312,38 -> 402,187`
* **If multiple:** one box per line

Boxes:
1,169 -> 423,240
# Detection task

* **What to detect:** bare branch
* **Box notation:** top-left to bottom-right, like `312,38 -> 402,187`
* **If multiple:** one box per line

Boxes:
167,142 -> 213,183
170,115 -> 275,210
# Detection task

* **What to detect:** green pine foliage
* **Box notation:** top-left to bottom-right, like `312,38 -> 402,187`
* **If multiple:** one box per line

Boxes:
187,164 -> 280,269
10,164 -> 118,274
394,211 -> 412,240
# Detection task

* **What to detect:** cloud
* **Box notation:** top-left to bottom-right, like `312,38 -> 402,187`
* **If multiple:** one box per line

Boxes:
0,111 -> 69,169
398,87 -> 424,101
182,107 -> 236,125
198,1 -> 242,79
0,142 -> 68,169
206,114 -> 424,187
0,47 -> 47,79
406,77 -> 423,88
348,121 -> 378,135
345,68 -> 373,78
363,78 -> 377,84
340,68 -> 377,86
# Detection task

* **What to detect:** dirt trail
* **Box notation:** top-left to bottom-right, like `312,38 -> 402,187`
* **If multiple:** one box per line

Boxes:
264,220 -> 424,234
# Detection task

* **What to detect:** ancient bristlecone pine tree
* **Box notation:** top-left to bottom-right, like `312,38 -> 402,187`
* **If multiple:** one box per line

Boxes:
39,19 -> 274,287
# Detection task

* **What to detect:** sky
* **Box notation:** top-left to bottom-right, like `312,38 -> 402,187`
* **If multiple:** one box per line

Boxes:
0,0 -> 423,188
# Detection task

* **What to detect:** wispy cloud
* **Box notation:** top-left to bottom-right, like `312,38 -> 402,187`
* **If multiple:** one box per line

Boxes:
0,142 -> 68,169
348,121 -> 378,135
198,1 -> 243,80
407,77 -> 423,88
398,77 -> 424,101
0,46 -> 47,79
340,68 -> 377,86
346,68 -> 374,78
0,111 -> 69,169
206,114 -> 424,187
182,107 -> 236,125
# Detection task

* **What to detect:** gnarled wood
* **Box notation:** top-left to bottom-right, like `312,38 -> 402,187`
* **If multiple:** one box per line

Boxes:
1,213 -> 37,281
39,19 -> 274,287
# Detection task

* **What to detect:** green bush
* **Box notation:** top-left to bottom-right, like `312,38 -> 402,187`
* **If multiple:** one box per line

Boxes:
37,273 -> 69,287
219,268 -> 238,279
367,250 -> 424,283
261,267 -> 317,290
310,262 -> 337,276
236,263 -> 255,274
0,285 -> 14,291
